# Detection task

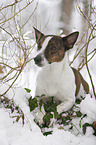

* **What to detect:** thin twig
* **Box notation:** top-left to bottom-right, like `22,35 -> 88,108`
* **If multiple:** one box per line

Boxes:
85,29 -> 96,98
21,0 -> 39,29
76,0 -> 93,29
0,0 -> 22,11
1,69 -> 21,96
70,36 -> 96,66
78,50 -> 96,70
0,62 -> 20,70
0,0 -> 35,25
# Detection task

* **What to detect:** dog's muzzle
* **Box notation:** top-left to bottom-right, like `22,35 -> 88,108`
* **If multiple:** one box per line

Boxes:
34,55 -> 43,67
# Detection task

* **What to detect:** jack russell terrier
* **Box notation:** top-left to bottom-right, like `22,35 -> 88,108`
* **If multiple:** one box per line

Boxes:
33,27 -> 89,125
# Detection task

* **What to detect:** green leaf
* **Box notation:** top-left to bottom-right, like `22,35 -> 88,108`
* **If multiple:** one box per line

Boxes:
42,96 -> 58,113
44,102 -> 57,113
58,126 -> 65,130
54,111 -> 58,119
75,99 -> 81,104
62,115 -> 72,125
41,94 -> 46,97
69,123 -> 73,130
76,111 -> 82,117
43,113 -> 53,124
28,97 -> 38,111
35,95 -> 41,98
82,123 -> 92,134
79,114 -> 87,128
36,94 -> 46,98
79,120 -> 82,128
24,88 -> 31,93
43,131 -> 53,136
39,99 -> 43,111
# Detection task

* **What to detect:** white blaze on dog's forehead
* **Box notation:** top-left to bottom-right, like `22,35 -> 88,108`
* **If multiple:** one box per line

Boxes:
35,36 -> 52,66
39,36 -> 52,53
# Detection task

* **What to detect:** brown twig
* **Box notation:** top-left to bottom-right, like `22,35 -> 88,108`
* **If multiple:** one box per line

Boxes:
78,49 -> 96,70
0,0 -> 22,11
0,0 -> 35,25
70,36 -> 96,66
85,29 -> 96,98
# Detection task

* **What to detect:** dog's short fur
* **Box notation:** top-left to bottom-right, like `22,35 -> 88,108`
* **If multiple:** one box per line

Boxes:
33,27 -> 89,124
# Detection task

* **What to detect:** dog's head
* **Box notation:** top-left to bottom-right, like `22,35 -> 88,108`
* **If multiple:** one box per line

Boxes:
34,27 -> 79,67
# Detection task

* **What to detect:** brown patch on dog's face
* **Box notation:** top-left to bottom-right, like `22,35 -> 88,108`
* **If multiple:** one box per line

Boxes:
44,36 -> 65,63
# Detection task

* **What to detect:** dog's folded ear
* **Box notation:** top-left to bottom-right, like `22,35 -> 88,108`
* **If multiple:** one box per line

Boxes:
33,27 -> 45,50
62,31 -> 79,51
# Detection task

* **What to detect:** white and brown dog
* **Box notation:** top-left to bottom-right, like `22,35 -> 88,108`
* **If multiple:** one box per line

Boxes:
33,27 -> 89,125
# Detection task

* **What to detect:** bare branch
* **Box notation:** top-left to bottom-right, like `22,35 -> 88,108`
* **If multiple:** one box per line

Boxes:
0,0 -> 22,11
0,0 -> 35,25
85,29 -> 96,98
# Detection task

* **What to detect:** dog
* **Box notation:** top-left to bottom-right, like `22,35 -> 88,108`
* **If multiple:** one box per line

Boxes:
33,27 -> 89,125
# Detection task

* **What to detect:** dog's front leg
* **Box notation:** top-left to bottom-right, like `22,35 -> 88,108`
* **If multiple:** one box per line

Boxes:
57,98 -> 75,114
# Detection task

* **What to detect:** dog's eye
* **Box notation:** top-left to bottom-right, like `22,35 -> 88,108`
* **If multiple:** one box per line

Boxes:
51,46 -> 57,51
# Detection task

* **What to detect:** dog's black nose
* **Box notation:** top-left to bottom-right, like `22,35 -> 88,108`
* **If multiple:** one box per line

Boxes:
34,55 -> 42,65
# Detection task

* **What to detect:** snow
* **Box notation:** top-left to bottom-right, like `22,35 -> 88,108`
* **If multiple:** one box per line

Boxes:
0,86 -> 96,145
80,95 -> 96,123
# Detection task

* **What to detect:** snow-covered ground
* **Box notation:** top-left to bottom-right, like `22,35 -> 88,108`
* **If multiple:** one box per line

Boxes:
0,0 -> 96,145
0,87 -> 96,145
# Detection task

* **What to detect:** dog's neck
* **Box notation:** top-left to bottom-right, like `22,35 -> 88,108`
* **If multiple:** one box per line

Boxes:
41,52 -> 69,74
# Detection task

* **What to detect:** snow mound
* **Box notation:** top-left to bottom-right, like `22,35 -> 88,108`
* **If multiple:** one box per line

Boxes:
80,94 -> 96,123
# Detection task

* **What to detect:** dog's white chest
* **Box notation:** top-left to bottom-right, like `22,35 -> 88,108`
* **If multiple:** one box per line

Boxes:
35,59 -> 76,102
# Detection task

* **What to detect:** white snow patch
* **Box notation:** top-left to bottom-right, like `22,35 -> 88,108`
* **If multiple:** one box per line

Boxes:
80,94 -> 96,123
